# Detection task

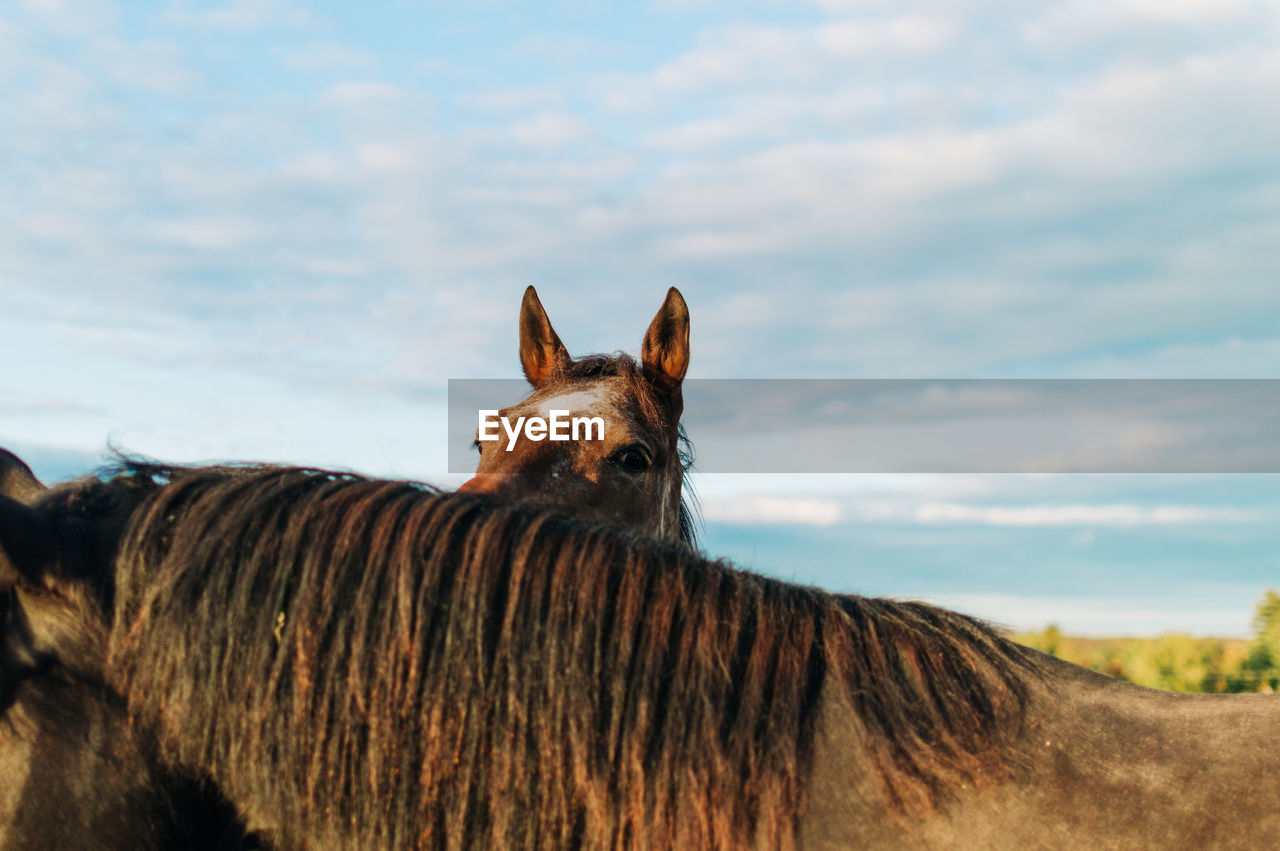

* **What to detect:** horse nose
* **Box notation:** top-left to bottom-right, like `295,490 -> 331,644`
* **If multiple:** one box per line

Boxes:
458,474 -> 505,494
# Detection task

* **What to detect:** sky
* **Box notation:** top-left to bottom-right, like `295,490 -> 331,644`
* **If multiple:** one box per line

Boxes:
2,0 -> 1279,635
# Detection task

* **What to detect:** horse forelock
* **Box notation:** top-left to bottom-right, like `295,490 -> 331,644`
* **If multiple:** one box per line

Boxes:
552,352 -> 669,430
102,465 -> 1032,846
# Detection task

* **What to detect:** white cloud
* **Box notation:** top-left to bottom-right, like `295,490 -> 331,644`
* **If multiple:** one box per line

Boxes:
15,0 -> 116,36
703,496 -> 845,526
919,593 -> 1257,636
353,142 -> 424,174
1047,335 -> 1280,379
460,86 -> 563,114
278,42 -> 377,73
322,80 -> 418,107
164,0 -> 315,31
146,218 -> 257,250
508,111 -> 591,149
817,16 -> 954,55
598,15 -> 956,109
898,502 -> 1272,526
1024,0 -> 1257,53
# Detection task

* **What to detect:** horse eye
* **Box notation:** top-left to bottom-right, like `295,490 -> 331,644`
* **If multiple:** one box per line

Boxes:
613,447 -> 650,474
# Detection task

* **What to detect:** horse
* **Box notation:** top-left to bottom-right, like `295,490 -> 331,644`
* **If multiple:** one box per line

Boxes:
4,460 -> 1277,848
0,456 -> 252,849
460,286 -> 697,546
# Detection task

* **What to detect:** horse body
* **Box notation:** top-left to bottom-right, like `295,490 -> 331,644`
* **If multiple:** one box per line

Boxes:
804,652 -> 1280,849
461,286 -> 695,544
0,650 -> 232,851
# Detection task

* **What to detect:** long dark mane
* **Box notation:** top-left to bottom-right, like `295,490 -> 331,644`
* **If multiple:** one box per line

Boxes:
104,464 -> 1031,847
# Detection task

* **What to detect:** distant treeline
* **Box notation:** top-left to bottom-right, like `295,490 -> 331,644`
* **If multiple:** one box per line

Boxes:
1016,590 -> 1280,694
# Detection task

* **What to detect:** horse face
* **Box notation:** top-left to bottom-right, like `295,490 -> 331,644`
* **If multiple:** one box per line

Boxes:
463,375 -> 685,539
461,287 -> 691,542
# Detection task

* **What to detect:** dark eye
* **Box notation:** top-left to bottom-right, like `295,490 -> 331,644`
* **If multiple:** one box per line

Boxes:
472,438 -> 482,454
613,446 -> 650,474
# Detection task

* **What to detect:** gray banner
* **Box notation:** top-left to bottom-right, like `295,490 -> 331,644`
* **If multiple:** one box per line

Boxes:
448,379 -> 1280,473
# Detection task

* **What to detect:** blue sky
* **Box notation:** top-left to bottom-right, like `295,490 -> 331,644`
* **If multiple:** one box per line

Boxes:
3,0 -> 1279,635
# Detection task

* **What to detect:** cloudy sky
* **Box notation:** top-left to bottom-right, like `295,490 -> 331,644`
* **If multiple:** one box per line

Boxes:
3,0 -> 1279,634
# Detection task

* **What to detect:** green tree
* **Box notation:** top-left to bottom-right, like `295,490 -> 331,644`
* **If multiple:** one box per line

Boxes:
1241,589 -> 1280,692
1015,591 -> 1279,693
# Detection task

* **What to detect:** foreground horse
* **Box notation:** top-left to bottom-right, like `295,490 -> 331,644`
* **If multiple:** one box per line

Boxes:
0,473 -> 248,848
461,286 -> 696,544
3,462 -> 1280,848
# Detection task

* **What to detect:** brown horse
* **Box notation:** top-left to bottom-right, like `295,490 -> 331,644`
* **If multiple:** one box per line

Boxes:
0,453 -> 252,849
460,286 -> 696,545
3,460 -> 1278,848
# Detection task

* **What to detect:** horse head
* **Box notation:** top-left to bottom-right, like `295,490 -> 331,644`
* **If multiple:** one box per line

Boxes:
461,286 -> 695,544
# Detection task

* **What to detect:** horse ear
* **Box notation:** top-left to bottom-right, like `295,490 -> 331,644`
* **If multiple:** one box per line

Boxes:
642,287 -> 690,398
0,448 -> 47,504
0,494 -> 53,588
519,286 -> 571,388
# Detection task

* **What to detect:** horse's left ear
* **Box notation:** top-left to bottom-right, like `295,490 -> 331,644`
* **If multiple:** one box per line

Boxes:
519,286 -> 572,388
642,287 -> 690,409
0,494 -> 54,588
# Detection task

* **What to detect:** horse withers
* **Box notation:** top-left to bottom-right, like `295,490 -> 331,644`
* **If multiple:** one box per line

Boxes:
460,286 -> 696,545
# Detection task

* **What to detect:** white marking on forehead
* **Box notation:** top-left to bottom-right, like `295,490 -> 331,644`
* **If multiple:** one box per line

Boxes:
534,387 -> 613,418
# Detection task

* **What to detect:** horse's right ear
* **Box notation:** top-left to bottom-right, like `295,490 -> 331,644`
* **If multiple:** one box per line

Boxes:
642,287 -> 690,391
519,286 -> 571,388
0,494 -> 54,587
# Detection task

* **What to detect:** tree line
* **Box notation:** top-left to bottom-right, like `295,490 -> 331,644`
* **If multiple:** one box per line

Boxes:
1016,589 -> 1280,693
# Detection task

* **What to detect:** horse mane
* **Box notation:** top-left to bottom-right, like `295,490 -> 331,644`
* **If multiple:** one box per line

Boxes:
553,352 -> 701,547
103,463 -> 1032,847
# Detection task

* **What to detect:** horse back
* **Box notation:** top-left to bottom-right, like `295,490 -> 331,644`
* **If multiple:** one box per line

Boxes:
801,651 -> 1280,849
